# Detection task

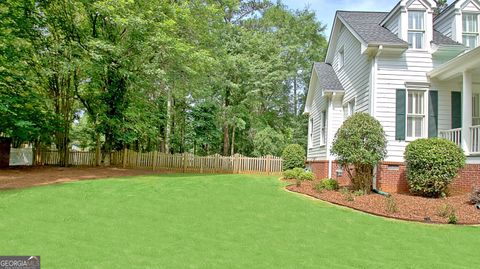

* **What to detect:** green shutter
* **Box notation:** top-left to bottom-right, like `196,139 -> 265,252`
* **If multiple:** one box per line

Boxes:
396,89 -> 406,141
428,91 -> 438,137
451,92 -> 462,129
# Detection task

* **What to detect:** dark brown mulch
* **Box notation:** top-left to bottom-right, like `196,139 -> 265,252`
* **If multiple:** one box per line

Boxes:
0,166 -> 165,190
285,180 -> 480,225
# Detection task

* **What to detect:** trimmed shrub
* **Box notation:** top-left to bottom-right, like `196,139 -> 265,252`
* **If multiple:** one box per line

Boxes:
282,144 -> 305,171
404,138 -> 466,198
319,178 -> 339,191
283,168 -> 304,180
283,169 -> 297,180
298,171 -> 314,181
331,113 -> 387,193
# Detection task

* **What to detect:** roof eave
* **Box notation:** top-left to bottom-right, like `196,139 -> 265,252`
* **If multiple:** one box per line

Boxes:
429,46 -> 480,80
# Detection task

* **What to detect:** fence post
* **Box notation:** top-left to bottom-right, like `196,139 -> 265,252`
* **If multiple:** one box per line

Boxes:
183,152 -> 187,173
266,155 -> 271,175
122,148 -> 127,168
152,151 -> 158,171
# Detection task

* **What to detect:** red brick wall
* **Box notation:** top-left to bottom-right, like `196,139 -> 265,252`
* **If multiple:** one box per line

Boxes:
307,160 -> 480,194
375,162 -> 409,193
450,164 -> 480,194
307,160 -> 351,186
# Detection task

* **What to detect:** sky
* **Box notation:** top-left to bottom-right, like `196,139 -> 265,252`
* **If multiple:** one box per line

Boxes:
281,0 -> 454,38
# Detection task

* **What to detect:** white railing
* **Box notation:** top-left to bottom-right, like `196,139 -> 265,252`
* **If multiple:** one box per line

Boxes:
471,125 -> 480,154
439,128 -> 462,147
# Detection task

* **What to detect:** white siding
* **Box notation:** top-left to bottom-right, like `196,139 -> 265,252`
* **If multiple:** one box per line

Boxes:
307,82 -> 328,160
333,27 -> 371,113
434,13 -> 454,38
385,11 -> 400,36
375,51 -> 433,162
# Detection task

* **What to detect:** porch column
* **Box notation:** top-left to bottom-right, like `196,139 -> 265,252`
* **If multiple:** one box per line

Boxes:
462,71 -> 473,155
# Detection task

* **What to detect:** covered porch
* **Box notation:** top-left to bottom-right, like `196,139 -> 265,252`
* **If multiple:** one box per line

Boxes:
429,47 -> 480,156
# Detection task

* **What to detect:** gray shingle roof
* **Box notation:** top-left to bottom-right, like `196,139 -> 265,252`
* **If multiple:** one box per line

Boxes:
432,30 -> 463,46
313,62 -> 344,92
337,11 -> 461,47
337,11 -> 408,47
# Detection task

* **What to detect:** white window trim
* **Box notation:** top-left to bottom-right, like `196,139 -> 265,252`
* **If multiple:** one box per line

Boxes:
338,47 -> 344,70
343,98 -> 356,119
407,10 -> 426,50
406,89 -> 427,141
462,13 -> 479,49
320,110 -> 327,147
308,117 -> 314,149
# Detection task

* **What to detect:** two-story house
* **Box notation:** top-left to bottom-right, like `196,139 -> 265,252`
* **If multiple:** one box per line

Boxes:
305,0 -> 480,193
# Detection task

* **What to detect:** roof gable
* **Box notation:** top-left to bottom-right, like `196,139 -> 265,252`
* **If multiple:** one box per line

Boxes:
304,63 -> 344,114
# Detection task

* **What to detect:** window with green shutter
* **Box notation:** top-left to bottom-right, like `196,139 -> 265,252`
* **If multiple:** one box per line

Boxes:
428,91 -> 438,137
396,89 -> 406,141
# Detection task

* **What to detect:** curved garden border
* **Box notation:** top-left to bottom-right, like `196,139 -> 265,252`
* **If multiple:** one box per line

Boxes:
283,179 -> 480,225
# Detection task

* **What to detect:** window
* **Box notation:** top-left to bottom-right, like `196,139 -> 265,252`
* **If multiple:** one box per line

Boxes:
338,48 -> 344,69
343,99 -> 355,119
463,14 -> 479,48
320,110 -> 327,146
308,117 -> 314,148
407,90 -> 426,139
473,93 -> 480,126
408,11 -> 425,49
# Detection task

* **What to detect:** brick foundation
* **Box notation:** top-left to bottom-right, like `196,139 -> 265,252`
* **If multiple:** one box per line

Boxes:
307,160 -> 480,194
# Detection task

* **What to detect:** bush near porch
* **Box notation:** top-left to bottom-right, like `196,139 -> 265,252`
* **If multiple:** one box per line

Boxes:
405,138 -> 466,198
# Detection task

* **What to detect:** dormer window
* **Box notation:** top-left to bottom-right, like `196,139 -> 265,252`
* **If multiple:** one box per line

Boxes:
408,11 -> 425,49
463,13 -> 479,48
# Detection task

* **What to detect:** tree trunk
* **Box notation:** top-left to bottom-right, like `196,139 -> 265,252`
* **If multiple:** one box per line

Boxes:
293,76 -> 298,116
230,125 -> 236,156
223,122 -> 229,156
165,86 -> 172,154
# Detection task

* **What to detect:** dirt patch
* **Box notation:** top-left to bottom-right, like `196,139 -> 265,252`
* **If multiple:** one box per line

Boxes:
0,166 -> 164,190
286,180 -> 480,225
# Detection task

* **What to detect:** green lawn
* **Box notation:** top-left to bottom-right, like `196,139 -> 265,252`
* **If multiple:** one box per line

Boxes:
0,174 -> 478,268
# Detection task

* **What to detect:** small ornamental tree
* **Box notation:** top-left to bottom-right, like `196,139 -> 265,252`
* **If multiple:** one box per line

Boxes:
331,113 -> 387,193
404,138 -> 466,197
282,144 -> 305,170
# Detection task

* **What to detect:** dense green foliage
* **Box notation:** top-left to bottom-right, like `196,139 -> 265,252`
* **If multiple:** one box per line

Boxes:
283,169 -> 297,179
317,178 -> 339,191
0,0 -> 327,163
0,174 -> 478,268
281,144 -> 306,170
404,138 -> 466,197
331,113 -> 387,193
283,167 -> 304,179
298,171 -> 314,181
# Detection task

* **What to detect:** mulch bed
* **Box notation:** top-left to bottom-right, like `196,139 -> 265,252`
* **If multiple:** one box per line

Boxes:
285,180 -> 480,225
0,166 -> 164,190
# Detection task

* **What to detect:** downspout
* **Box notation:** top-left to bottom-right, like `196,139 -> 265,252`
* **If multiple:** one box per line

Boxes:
371,45 -> 390,197
327,95 -> 334,179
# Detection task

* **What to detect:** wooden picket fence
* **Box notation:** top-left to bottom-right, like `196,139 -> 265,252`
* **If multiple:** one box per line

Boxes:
40,150 -> 283,175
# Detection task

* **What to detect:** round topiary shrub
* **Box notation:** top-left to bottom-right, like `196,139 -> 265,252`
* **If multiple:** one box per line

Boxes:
404,138 -> 466,197
331,112 -> 387,193
282,144 -> 305,171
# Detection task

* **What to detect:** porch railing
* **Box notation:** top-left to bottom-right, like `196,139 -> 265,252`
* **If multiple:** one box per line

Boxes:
471,125 -> 480,154
439,128 -> 462,147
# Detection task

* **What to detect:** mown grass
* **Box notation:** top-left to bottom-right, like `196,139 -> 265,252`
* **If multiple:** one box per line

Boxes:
0,174 -> 478,268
